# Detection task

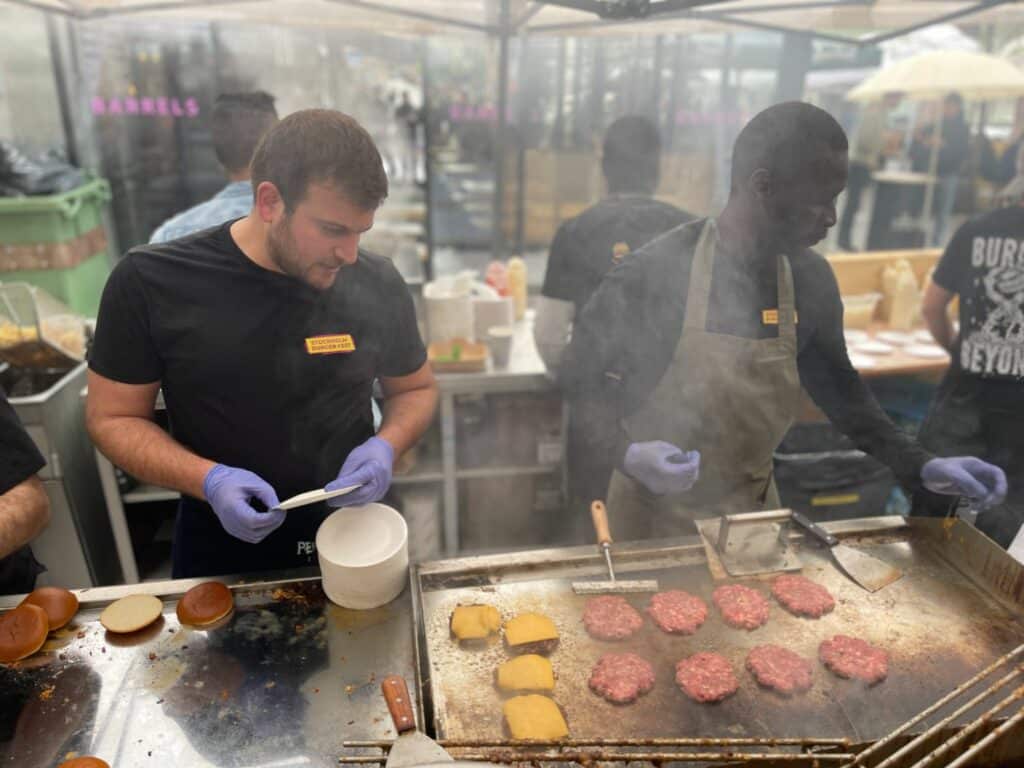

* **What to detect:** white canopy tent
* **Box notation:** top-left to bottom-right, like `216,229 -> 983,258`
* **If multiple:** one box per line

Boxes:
5,0 -> 1024,41
7,0 -> 1024,257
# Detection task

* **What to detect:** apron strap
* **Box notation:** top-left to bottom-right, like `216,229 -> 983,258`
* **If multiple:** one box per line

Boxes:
776,254 -> 797,340
683,220 -> 717,332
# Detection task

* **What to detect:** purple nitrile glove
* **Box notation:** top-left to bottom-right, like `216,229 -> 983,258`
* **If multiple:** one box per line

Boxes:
326,436 -> 395,508
921,457 -> 1008,510
203,464 -> 285,544
624,441 -> 701,496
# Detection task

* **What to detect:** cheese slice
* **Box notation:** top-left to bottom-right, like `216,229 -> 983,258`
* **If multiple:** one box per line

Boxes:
503,695 -> 568,740
497,654 -> 555,692
450,605 -> 501,640
504,612 -> 558,646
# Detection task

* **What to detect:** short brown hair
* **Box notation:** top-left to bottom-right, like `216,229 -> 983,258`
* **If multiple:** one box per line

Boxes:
250,109 -> 388,210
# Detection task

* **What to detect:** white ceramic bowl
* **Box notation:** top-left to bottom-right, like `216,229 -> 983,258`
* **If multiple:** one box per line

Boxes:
316,503 -> 409,610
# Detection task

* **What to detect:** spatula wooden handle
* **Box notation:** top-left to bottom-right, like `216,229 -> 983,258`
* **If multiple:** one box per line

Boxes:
591,500 -> 612,546
382,675 -> 416,734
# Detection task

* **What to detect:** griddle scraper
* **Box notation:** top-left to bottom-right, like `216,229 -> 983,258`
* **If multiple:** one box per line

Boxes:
572,500 -> 659,594
381,675 -> 452,768
791,511 -> 902,592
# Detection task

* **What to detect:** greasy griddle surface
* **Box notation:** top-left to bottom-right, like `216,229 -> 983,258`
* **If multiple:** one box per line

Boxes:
419,537 -> 1023,742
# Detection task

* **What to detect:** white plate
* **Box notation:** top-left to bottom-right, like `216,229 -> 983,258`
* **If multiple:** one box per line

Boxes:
275,484 -> 361,511
913,329 -> 935,343
848,353 -> 878,369
905,344 -> 949,359
844,330 -> 869,345
876,331 -> 916,346
853,340 -> 895,356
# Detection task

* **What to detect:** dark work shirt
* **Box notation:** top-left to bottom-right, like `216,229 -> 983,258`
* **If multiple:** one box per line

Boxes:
0,389 -> 46,594
89,220 -> 426,499
933,205 -> 1024,405
542,194 -> 694,312
562,219 -> 932,489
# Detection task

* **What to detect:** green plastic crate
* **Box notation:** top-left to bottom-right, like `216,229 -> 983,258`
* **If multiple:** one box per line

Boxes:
5,250 -> 111,317
0,178 -> 112,245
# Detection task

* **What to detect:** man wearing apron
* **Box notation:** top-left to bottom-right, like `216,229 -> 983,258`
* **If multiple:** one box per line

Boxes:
563,102 -> 1006,539
87,110 -> 438,578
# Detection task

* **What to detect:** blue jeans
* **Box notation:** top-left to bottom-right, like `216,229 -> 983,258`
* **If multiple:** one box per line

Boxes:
932,175 -> 959,247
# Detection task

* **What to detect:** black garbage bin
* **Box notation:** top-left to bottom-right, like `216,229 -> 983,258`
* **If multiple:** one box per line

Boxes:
773,423 -> 896,522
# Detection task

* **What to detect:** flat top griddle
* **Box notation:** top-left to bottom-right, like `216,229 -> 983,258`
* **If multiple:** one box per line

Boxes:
412,518 -> 1024,745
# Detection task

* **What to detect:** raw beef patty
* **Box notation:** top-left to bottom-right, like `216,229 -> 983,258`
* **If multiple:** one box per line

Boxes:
589,652 -> 656,703
712,584 -> 770,630
819,634 -> 889,684
646,590 -> 708,635
746,644 -> 814,695
675,652 -> 739,703
771,574 -> 835,618
583,596 -> 644,640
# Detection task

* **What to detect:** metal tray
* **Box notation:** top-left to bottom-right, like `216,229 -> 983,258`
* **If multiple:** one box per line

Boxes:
1,572 -> 419,767
411,517 -> 1024,745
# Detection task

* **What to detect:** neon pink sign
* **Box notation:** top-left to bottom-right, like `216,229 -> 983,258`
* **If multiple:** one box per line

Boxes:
91,96 -> 200,118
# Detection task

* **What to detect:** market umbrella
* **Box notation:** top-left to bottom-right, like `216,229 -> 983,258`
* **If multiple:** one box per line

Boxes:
847,49 -> 1024,103
847,50 -> 1024,247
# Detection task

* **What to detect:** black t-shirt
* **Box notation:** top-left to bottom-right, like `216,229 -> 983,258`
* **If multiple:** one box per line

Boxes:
562,219 -> 932,489
89,221 -> 426,499
0,389 -> 46,593
1,391 -> 45,495
541,195 -> 693,312
934,205 -> 1024,397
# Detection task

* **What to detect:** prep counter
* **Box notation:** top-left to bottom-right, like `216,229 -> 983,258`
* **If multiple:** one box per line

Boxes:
0,571 -> 419,767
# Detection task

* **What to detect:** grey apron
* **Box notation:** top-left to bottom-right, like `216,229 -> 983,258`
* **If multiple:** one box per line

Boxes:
606,219 -> 801,539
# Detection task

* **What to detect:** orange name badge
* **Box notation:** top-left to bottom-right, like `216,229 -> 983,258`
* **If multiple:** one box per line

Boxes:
304,333 -> 356,355
761,309 -> 798,326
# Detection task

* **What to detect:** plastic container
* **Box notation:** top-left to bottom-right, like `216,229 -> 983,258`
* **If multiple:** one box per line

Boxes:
0,282 -> 86,368
316,503 -> 408,609
773,423 -> 895,522
0,178 -> 111,245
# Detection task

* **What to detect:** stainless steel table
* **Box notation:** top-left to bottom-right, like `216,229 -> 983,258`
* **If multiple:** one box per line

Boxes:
0,572 -> 419,767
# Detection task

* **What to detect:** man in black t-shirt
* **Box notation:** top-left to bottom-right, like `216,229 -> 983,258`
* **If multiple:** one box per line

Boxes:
916,204 -> 1024,547
87,109 -> 438,579
535,116 -> 693,523
0,390 -> 50,594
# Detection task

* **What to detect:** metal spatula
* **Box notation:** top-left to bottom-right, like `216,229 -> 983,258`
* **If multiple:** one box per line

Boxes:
791,511 -> 902,592
572,500 -> 659,594
381,675 -> 452,768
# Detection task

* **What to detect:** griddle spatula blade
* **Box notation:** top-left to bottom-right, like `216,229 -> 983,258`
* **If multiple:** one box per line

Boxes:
381,675 -> 452,768
572,501 -> 659,594
791,512 -> 902,592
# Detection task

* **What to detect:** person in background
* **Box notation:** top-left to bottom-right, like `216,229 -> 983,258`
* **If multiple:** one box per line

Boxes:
562,102 -> 1006,540
535,115 -> 694,523
150,91 -> 279,243
87,110 -> 438,579
911,92 -> 969,247
0,388 -> 50,594
394,92 -> 421,183
916,200 -> 1024,548
837,92 -> 901,252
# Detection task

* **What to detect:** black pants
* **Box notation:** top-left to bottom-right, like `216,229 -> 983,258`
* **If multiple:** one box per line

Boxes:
838,161 -> 872,250
912,370 -> 1024,548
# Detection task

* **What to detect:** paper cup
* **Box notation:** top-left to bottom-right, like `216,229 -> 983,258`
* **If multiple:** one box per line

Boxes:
316,503 -> 409,609
486,325 -> 515,368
